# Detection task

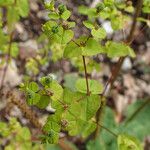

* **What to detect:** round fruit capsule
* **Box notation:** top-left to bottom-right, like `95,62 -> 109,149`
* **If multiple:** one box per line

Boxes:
58,4 -> 65,14
51,26 -> 59,34
27,92 -> 33,99
96,3 -> 105,12
45,76 -> 53,84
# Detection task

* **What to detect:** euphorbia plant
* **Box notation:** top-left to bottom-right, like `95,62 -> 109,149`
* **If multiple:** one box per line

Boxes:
20,0 -> 148,149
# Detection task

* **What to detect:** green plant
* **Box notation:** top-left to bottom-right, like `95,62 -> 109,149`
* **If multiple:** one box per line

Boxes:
19,0 -> 150,149
0,0 -> 149,149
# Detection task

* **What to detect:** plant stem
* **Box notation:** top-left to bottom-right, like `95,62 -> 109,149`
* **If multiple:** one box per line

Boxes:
82,56 -> 90,95
96,122 -> 118,138
125,98 -> 150,125
71,39 -> 80,47
102,0 -> 143,97
94,96 -> 106,138
94,0 -> 143,139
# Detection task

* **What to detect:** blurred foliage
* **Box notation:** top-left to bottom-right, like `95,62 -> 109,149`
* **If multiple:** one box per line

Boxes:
0,118 -> 44,150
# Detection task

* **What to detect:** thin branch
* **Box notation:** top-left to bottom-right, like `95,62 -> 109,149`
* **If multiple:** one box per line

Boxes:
94,96 -> 106,138
126,0 -> 144,44
94,0 -> 143,138
125,98 -> 150,125
82,56 -> 90,95
96,122 -> 118,138
102,57 -> 124,96
0,31 -> 13,90
71,39 -> 80,47
102,0 -> 143,97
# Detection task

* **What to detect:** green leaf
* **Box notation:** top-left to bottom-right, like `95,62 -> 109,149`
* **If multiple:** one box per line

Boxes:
51,100 -> 64,117
43,115 -> 61,144
45,144 -> 61,150
125,6 -> 134,13
28,82 -> 39,92
66,101 -> 82,119
65,119 -> 80,136
78,5 -> 91,15
99,9 -> 110,19
91,28 -> 106,39
142,0 -> 150,14
75,78 -> 103,94
120,100 -> 150,141
45,0 -> 55,11
78,6 -> 97,18
117,134 -> 143,150
44,129 -> 59,144
83,21 -> 95,29
61,29 -> 74,44
82,38 -> 105,56
17,0 -> 29,17
0,29 -> 8,50
43,115 -> 61,133
116,2 -> 126,9
87,138 -> 106,150
61,10 -> 71,20
79,94 -> 100,120
0,0 -> 14,6
0,122 -> 9,137
26,90 -> 40,105
111,16 -> 123,30
19,127 -> 31,140
42,21 -> 57,31
63,88 -> 82,104
42,21 -> 64,43
63,41 -> 82,58
65,118 -> 96,137
87,106 -> 117,150
142,6 -> 150,13
7,7 -> 19,32
67,21 -> 76,28
81,120 -> 96,137
128,46 -> 136,58
36,95 -> 50,109
105,41 -> 136,58
104,0 -> 114,6
10,43 -> 19,58
49,80 -> 63,101
64,74 -> 78,91
48,12 -> 60,20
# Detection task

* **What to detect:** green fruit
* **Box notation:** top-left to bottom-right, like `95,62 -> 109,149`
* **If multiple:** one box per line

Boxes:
96,3 -> 105,12
27,91 -> 33,99
58,4 -> 65,14
51,26 -> 59,34
45,76 -> 52,84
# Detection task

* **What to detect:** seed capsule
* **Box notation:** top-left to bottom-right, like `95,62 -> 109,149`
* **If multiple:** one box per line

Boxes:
96,3 -> 105,13
45,77 -> 52,84
58,4 -> 65,14
51,26 -> 59,34
27,92 -> 33,99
